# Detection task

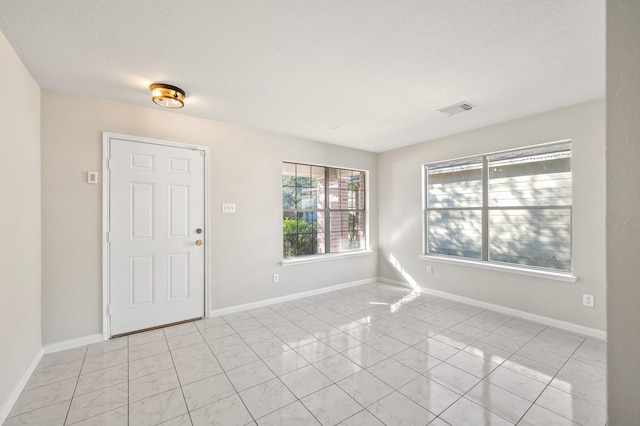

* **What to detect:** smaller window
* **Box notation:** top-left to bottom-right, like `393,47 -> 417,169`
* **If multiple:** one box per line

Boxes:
283,162 -> 367,258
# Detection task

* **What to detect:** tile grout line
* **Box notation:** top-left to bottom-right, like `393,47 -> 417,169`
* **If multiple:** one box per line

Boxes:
233,305 -> 370,425
165,327 -> 195,425
225,309 -> 293,425
399,309 -> 544,425
515,334 -> 591,425
62,344 -> 88,426
211,315 -> 263,424
4,357 -> 83,422
460,322 -> 550,425
230,317 -> 327,424
331,287 -> 595,424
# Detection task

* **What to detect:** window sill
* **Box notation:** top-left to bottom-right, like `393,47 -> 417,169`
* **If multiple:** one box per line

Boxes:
282,250 -> 374,266
418,255 -> 577,282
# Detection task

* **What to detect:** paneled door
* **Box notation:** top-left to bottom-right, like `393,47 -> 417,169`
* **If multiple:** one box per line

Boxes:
108,138 -> 205,336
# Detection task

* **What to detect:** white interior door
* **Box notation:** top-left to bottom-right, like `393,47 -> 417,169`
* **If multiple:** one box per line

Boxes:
108,138 -> 205,336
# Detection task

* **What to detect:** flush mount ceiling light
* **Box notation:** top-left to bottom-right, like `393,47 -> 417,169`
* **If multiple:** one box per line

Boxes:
150,83 -> 185,109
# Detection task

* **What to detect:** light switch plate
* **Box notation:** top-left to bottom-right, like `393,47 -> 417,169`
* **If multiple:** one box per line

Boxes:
221,203 -> 236,214
87,171 -> 98,184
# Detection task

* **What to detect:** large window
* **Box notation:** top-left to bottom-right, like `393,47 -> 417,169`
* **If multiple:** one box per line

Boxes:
424,141 -> 572,271
283,162 -> 366,258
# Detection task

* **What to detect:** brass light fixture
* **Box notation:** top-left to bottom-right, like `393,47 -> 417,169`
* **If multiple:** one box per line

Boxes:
150,83 -> 185,109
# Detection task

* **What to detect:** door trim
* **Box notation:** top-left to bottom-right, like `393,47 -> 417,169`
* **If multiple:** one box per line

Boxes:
102,132 -> 211,340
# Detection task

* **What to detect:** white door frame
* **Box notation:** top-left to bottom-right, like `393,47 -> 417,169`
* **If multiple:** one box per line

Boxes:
102,132 -> 211,340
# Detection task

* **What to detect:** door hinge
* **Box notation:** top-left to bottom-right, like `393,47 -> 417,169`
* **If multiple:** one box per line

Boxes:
106,231 -> 112,243
106,159 -> 112,169
106,304 -> 112,316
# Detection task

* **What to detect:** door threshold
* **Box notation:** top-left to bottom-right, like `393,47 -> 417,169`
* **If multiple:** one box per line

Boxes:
111,317 -> 203,339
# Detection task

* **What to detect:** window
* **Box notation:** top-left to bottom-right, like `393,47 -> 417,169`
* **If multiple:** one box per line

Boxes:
283,162 -> 366,258
424,141 -> 572,272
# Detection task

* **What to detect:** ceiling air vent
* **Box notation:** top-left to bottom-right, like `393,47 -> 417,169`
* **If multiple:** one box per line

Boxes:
437,101 -> 476,116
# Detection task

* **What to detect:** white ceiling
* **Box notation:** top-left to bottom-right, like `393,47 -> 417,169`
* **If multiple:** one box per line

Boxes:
0,0 -> 604,153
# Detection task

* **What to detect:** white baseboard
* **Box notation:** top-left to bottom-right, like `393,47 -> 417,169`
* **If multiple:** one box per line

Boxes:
0,348 -> 44,424
43,334 -> 103,354
210,277 -> 378,317
378,277 -> 606,340
1,334 -> 104,422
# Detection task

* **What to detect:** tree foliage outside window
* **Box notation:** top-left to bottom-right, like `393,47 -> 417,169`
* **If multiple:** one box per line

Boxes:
283,162 -> 366,258
283,217 -> 317,258
424,141 -> 572,271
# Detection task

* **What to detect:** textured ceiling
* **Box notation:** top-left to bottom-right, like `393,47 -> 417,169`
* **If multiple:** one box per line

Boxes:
0,0 -> 604,152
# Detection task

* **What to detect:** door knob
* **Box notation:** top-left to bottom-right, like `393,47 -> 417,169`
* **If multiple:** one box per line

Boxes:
196,228 -> 203,234
196,240 -> 203,246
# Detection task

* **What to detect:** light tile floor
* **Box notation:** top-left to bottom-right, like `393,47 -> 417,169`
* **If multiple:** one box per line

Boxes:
5,283 -> 607,425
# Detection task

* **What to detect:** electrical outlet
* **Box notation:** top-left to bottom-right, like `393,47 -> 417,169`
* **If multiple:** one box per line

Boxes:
583,294 -> 594,308
273,273 -> 279,284
426,265 -> 433,274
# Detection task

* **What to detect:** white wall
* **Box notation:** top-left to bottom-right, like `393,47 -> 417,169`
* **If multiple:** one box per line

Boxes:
378,100 -> 605,331
40,91 -> 378,344
606,0 -> 640,423
0,32 -> 42,412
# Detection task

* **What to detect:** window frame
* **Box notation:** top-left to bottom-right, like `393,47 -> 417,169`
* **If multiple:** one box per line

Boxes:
422,140 -> 575,279
282,161 -> 370,263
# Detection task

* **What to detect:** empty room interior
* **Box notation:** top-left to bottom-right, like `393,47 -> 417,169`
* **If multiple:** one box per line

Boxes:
1,1 -> 638,425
